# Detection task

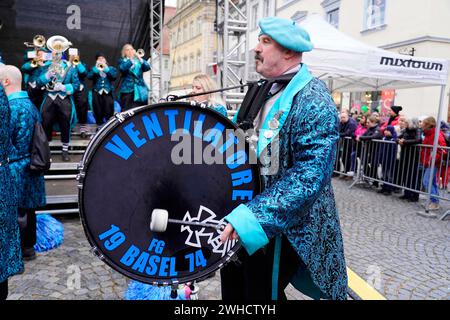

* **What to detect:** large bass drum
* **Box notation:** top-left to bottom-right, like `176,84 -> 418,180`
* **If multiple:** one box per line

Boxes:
78,102 -> 260,285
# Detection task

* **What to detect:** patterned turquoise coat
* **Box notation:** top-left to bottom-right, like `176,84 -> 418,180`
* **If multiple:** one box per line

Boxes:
118,57 -> 150,102
8,91 -> 46,209
226,65 -> 347,300
0,86 -> 23,283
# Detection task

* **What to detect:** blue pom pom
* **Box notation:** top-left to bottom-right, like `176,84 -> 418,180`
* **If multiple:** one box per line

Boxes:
124,281 -> 189,300
34,214 -> 64,252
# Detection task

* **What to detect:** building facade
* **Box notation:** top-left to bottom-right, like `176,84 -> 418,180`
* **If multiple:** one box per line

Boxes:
274,0 -> 450,120
167,0 -> 218,93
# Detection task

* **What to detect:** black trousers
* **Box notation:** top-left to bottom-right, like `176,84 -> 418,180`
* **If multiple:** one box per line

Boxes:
27,85 -> 44,110
73,89 -> 88,124
120,92 -> 145,112
0,280 -> 7,300
41,96 -> 73,144
220,236 -> 300,301
92,91 -> 114,125
18,208 -> 37,251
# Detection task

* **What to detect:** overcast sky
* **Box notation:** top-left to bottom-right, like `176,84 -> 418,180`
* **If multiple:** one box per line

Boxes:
166,0 -> 176,6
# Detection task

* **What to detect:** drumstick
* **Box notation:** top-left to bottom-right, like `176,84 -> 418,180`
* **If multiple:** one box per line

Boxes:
150,209 -> 225,233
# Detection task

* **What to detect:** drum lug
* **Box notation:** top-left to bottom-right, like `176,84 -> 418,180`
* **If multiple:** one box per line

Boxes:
115,110 -> 135,123
76,172 -> 85,182
90,246 -> 105,260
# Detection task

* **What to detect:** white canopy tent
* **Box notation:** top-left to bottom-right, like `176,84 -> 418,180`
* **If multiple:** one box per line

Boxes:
300,14 -> 450,216
300,14 -> 449,92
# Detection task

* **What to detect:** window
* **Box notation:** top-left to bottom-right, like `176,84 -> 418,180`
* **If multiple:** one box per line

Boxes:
183,23 -> 188,42
197,52 -> 202,72
190,21 -> 194,39
364,0 -> 386,30
327,8 -> 339,28
251,4 -> 259,30
183,56 -> 188,74
322,0 -> 340,28
190,54 -> 195,74
262,0 -> 270,17
197,17 -> 202,35
164,58 -> 169,70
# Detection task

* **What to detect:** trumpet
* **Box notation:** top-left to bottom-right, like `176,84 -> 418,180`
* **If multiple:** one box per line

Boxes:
30,58 -> 43,68
72,55 -> 80,65
96,62 -> 106,70
24,35 -> 46,48
136,48 -> 145,59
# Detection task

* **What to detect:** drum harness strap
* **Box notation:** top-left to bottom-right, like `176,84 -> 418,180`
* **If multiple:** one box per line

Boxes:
167,73 -> 297,300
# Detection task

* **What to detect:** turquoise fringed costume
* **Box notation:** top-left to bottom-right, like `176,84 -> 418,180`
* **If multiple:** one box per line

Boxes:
0,86 -> 23,283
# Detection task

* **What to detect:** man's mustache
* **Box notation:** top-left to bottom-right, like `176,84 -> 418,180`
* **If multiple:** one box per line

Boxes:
255,53 -> 263,62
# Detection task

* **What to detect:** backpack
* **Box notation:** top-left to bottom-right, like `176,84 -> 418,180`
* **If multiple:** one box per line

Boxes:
29,121 -> 51,173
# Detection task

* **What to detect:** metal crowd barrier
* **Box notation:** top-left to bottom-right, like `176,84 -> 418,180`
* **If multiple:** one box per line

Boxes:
334,137 -> 450,220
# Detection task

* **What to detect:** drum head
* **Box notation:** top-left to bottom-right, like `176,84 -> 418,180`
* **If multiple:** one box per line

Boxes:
79,102 -> 260,285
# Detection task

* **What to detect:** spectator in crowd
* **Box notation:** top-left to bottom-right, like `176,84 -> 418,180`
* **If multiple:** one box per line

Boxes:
348,114 -> 367,176
380,105 -> 402,132
419,116 -> 446,211
337,111 -> 357,176
0,81 -> 23,300
397,116 -> 422,202
438,121 -> 450,191
190,73 -> 227,117
357,115 -> 383,186
377,126 -> 398,195
1,65 -> 46,260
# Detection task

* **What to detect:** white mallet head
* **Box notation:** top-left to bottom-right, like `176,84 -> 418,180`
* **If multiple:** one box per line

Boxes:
150,209 -> 169,232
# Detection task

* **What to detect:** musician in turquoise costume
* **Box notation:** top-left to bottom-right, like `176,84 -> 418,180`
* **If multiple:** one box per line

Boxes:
1,65 -> 46,261
21,47 -> 49,108
0,79 -> 23,300
36,50 -> 80,162
118,44 -> 151,111
69,52 -> 89,135
220,17 -> 347,300
88,52 -> 117,125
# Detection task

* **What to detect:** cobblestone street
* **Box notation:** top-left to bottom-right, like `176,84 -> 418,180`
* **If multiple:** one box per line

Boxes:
7,178 -> 449,300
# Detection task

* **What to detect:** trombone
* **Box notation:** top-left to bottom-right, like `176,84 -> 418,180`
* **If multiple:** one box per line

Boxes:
24,35 -> 46,48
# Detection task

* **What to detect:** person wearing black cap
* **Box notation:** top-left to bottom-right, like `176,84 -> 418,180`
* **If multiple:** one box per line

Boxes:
220,17 -> 347,300
380,105 -> 402,132
87,53 -> 117,126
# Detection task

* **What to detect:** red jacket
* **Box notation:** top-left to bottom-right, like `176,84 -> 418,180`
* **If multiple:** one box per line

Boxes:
420,128 -> 447,167
380,115 -> 400,132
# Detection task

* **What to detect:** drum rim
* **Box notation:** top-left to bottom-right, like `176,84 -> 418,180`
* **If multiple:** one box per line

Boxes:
78,102 -> 261,285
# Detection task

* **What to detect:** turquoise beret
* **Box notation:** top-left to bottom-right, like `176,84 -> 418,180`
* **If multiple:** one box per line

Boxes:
258,17 -> 313,53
